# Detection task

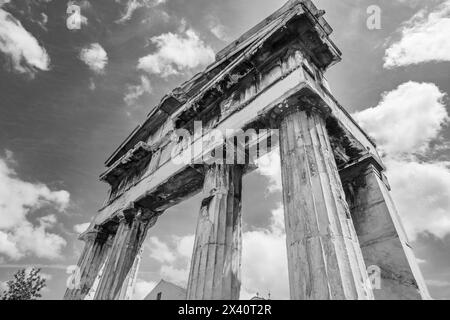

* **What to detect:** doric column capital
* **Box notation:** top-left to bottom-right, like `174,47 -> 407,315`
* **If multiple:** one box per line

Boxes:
123,201 -> 139,216
117,203 -> 159,229
117,211 -> 128,224
79,225 -> 109,243
83,230 -> 97,243
268,95 -> 331,127
117,201 -> 142,225
136,207 -> 159,226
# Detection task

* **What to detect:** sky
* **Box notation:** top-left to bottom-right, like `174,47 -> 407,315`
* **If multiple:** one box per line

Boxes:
0,0 -> 449,300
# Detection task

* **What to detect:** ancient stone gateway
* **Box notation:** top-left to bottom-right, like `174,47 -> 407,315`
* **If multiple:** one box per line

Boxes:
64,0 -> 430,300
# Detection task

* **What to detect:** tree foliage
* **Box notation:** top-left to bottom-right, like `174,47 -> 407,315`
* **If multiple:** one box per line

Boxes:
0,268 -> 46,300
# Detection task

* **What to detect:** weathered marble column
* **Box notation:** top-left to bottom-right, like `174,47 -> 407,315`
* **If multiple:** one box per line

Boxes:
63,228 -> 112,300
187,164 -> 243,300
340,157 -> 430,300
94,208 -> 156,300
278,105 -> 373,300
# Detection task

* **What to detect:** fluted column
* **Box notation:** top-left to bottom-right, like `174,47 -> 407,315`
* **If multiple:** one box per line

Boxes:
278,105 -> 373,300
94,208 -> 156,300
187,164 -> 243,300
64,229 -> 111,300
340,157 -> 430,300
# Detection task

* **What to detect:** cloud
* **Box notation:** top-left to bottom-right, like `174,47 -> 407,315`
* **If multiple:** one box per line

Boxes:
241,205 -> 289,300
124,75 -> 152,106
145,234 -> 193,287
0,232 -> 20,259
39,215 -> 57,228
0,9 -> 50,76
147,237 -> 176,263
0,152 -> 69,260
353,82 -> 448,156
384,0 -> 450,68
0,154 -> 70,230
160,264 -> 189,286
116,0 -> 166,24
0,216 -> 67,260
131,279 -> 157,300
89,78 -> 96,91
79,43 -> 108,74
73,223 -> 90,235
39,13 -> 48,29
4,149 -> 15,164
206,15 -> 231,42
138,29 -> 214,78
173,234 -> 194,258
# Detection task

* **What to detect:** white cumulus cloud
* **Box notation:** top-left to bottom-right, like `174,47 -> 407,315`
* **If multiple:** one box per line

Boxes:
173,234 -> 194,258
79,43 -> 108,74
145,234 -> 193,287
353,82 -> 448,156
385,0 -> 450,68
131,279 -> 157,300
241,205 -> 289,300
73,223 -> 90,235
138,29 -> 214,78
0,218 -> 67,260
147,236 -> 176,263
0,9 -> 50,76
160,264 -> 190,287
0,152 -> 69,260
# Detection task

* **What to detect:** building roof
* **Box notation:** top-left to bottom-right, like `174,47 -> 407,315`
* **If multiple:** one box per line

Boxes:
144,279 -> 186,299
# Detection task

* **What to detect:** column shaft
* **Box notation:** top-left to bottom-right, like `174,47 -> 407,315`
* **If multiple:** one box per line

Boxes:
187,164 -> 243,300
279,108 -> 373,300
94,215 -> 153,300
64,232 -> 111,300
340,159 -> 430,300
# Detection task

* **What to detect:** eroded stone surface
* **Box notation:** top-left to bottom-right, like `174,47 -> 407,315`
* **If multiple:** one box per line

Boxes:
279,108 -> 373,300
341,160 -> 430,300
187,165 -> 243,300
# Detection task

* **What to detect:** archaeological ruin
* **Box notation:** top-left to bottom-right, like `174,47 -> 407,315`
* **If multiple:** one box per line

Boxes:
64,0 -> 430,300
